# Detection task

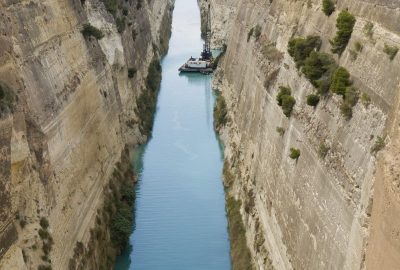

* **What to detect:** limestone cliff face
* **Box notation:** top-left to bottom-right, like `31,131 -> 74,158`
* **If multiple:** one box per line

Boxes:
0,0 -> 173,269
201,0 -> 400,269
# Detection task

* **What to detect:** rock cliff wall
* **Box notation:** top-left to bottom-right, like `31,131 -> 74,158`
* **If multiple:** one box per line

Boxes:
201,0 -> 400,269
0,0 -> 174,269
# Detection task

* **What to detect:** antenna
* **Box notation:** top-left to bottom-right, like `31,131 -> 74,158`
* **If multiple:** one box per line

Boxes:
201,2 -> 212,60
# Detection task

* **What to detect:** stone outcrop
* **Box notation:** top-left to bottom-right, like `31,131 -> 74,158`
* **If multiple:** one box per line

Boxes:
201,0 -> 400,269
0,0 -> 174,269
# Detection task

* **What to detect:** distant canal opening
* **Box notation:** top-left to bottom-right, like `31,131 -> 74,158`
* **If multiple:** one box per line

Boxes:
114,0 -> 231,269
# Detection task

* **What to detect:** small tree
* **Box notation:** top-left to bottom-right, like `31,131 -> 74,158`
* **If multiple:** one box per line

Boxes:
254,25 -> 262,40
330,67 -> 351,96
40,218 -> 49,229
276,127 -> 285,136
302,52 -> 336,86
322,0 -> 335,16
371,136 -> 385,154
276,86 -> 291,106
282,95 -> 296,117
330,10 -> 356,55
288,36 -> 322,68
81,24 -> 104,40
306,94 -> 320,107
383,44 -> 399,61
289,148 -> 301,160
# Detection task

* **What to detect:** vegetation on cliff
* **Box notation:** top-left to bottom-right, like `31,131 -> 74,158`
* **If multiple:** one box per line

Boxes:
288,36 -> 322,68
322,0 -> 335,16
306,94 -> 320,107
0,81 -> 15,116
330,10 -> 356,55
383,43 -> 399,61
226,196 -> 254,270
136,59 -> 162,136
214,92 -> 228,130
287,34 -> 363,120
276,86 -> 296,117
303,52 -> 336,87
68,148 -> 136,270
81,24 -> 104,40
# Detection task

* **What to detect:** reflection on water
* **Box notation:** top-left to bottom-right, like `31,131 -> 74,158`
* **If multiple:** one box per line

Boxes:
114,0 -> 231,269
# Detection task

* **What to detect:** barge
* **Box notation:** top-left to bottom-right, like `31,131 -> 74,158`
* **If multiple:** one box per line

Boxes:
179,3 -> 214,74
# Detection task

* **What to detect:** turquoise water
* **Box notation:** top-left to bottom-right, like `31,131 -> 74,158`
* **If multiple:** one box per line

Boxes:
114,0 -> 231,269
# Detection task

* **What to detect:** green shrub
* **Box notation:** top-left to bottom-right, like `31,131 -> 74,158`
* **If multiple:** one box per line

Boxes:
383,43 -> 399,61
100,0 -> 118,15
344,86 -> 358,107
122,7 -> 128,16
276,86 -> 291,106
330,67 -> 351,96
254,25 -> 262,40
288,36 -> 322,68
146,60 -> 162,92
261,42 -> 283,62
110,203 -> 133,249
322,0 -> 335,16
116,17 -> 126,33
42,242 -> 52,256
276,127 -> 285,136
120,183 -> 135,206
354,41 -> 363,52
318,142 -> 330,158
340,101 -> 352,120
214,93 -> 228,129
302,52 -> 335,85
128,68 -> 137,78
81,24 -> 104,40
226,197 -> 254,270
363,21 -> 374,39
40,218 -> 49,229
281,95 -> 296,117
38,229 -> 49,240
316,74 -> 333,95
277,87 -> 295,117
330,10 -> 356,55
371,136 -> 385,154
136,59 -> 162,135
361,92 -> 371,107
306,94 -> 320,107
289,148 -> 301,160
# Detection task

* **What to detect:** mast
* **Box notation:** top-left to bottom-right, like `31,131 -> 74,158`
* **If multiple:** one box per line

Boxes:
201,3 -> 212,60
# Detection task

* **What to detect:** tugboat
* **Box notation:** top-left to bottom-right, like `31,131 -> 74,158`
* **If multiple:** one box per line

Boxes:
179,4 -> 213,74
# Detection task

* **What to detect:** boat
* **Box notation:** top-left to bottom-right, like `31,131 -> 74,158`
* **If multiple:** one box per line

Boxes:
179,4 -> 214,74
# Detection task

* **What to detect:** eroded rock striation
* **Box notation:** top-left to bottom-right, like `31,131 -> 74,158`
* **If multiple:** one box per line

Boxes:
201,0 -> 400,269
0,0 -> 174,269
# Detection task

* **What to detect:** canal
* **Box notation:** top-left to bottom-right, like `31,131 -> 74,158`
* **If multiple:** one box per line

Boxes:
114,0 -> 231,269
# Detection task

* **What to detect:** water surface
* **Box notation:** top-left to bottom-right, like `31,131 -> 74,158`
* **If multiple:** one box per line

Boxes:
115,0 -> 231,269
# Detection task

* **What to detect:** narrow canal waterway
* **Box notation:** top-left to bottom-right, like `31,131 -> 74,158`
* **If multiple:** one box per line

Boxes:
115,0 -> 231,269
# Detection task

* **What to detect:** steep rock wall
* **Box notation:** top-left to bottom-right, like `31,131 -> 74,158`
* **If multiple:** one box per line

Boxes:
202,0 -> 400,269
0,0 -> 174,269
